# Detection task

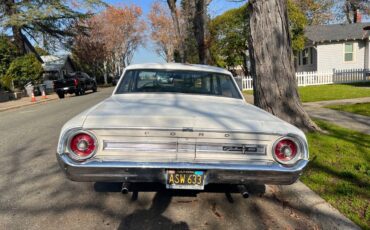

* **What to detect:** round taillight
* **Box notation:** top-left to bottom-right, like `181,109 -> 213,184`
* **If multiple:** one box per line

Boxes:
69,132 -> 96,159
273,138 -> 298,163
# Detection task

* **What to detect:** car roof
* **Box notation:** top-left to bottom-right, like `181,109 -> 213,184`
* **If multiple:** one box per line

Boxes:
125,63 -> 232,75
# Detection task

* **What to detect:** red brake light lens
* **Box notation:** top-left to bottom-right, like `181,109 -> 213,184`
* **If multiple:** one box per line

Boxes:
70,133 -> 96,159
274,138 -> 298,162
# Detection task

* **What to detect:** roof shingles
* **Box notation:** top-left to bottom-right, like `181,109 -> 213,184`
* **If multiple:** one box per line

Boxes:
41,55 -> 70,72
305,23 -> 370,43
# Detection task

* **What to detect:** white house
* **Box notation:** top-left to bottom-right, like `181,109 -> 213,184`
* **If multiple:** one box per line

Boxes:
296,22 -> 370,72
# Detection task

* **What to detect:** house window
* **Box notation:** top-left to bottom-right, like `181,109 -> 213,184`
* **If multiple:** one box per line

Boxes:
302,48 -> 312,65
344,43 -> 354,62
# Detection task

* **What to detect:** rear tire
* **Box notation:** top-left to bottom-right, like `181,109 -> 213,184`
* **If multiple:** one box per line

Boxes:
57,92 -> 65,99
75,90 -> 80,96
92,84 -> 97,92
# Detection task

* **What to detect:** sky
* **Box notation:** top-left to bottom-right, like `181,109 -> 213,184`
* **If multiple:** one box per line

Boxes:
104,0 -> 245,64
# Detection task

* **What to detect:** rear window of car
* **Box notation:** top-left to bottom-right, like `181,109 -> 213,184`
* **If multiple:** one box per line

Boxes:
115,69 -> 242,99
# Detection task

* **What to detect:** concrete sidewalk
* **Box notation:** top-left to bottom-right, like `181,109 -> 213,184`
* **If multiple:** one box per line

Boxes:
303,97 -> 370,108
244,94 -> 370,134
303,97 -> 370,134
304,106 -> 370,134
0,94 -> 59,112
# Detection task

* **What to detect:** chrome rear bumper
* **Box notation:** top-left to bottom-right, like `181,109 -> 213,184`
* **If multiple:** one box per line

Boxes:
57,153 -> 308,185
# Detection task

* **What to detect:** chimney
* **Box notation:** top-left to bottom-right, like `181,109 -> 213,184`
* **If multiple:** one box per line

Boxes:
354,9 -> 362,23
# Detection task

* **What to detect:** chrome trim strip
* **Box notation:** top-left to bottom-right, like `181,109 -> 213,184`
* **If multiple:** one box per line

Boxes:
84,126 -> 288,136
58,153 -> 308,172
103,141 -> 178,152
102,140 -> 267,155
196,144 -> 266,155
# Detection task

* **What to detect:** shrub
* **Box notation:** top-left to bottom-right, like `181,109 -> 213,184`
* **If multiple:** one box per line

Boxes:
0,36 -> 18,90
5,54 -> 43,89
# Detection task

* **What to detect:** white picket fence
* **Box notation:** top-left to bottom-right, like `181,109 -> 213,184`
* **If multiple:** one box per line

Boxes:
241,68 -> 369,90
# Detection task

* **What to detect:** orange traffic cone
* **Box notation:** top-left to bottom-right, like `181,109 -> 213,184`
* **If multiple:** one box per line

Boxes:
42,90 -> 47,99
31,92 -> 37,102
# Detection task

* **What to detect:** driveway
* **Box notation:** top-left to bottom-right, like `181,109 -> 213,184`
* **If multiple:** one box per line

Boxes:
0,88 -> 358,230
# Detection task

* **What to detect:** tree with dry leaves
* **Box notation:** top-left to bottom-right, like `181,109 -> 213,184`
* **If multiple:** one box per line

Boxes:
292,0 -> 334,25
165,0 -> 212,64
72,17 -> 107,83
342,0 -> 370,23
148,2 -> 180,62
72,5 -> 146,84
166,0 -> 186,62
99,6 -> 146,74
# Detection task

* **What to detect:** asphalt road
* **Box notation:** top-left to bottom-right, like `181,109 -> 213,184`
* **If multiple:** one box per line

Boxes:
0,87 -> 321,230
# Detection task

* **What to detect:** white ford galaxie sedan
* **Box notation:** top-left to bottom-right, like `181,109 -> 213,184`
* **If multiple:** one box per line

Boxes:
57,63 -> 308,193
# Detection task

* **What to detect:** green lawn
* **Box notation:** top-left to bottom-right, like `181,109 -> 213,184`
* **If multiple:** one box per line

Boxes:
242,82 -> 370,102
326,103 -> 370,117
302,120 -> 370,229
243,90 -> 253,95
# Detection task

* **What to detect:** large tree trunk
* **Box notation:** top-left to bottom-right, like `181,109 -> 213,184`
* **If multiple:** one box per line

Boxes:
193,0 -> 212,64
167,0 -> 185,62
11,27 -> 26,55
103,61 -> 108,85
248,0 -> 319,133
242,51 -> 249,76
4,0 -> 26,54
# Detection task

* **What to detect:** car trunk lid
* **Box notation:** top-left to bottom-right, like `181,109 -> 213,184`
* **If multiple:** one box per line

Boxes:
82,93 -> 292,134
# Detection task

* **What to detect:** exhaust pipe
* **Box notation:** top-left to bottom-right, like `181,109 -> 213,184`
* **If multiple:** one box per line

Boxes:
121,182 -> 130,194
237,185 -> 249,198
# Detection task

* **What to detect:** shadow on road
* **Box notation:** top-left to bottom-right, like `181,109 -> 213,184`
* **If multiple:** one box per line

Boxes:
95,182 -> 267,230
117,191 -> 189,230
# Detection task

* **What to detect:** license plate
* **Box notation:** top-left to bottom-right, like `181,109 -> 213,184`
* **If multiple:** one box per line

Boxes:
166,170 -> 205,190
63,87 -> 69,90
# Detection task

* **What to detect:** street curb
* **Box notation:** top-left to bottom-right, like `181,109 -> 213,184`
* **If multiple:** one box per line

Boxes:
276,181 -> 361,230
0,97 -> 59,112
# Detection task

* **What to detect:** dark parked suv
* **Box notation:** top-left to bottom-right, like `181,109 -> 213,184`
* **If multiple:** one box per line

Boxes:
54,72 -> 97,99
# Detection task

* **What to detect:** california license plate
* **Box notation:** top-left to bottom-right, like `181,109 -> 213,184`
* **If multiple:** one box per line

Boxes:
166,170 -> 205,190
